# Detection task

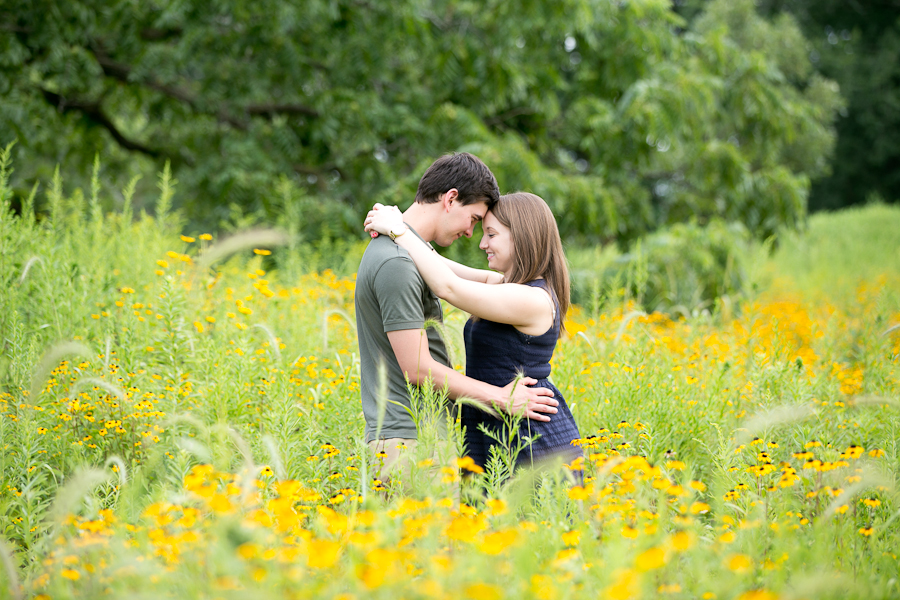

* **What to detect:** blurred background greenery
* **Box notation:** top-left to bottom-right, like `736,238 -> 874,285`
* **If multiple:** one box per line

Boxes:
1,0 -> 896,311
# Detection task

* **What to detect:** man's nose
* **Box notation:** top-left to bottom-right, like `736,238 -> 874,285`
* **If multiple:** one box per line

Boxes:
464,225 -> 474,238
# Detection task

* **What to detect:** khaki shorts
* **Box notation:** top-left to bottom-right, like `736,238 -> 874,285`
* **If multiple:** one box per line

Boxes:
367,438 -> 458,498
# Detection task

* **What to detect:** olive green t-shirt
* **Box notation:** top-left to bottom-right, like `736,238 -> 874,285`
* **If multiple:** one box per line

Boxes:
355,228 -> 450,442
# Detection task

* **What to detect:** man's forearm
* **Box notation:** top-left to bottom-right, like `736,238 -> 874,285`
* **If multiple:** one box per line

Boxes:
403,359 -> 507,411
387,328 -> 557,423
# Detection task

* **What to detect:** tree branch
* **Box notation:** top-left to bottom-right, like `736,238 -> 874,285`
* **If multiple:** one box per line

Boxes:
484,106 -> 538,127
292,162 -> 351,193
90,47 -> 319,129
92,49 -> 197,106
246,103 -> 320,118
140,27 -> 183,41
0,23 -> 31,33
41,89 -> 162,159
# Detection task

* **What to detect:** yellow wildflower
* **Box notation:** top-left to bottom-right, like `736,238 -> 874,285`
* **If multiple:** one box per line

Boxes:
727,554 -> 753,573
635,546 -> 667,571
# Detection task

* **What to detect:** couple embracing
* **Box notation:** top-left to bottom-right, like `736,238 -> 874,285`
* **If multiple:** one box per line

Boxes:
355,153 -> 581,487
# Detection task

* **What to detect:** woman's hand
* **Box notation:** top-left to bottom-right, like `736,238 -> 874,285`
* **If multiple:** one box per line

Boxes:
364,203 -> 405,237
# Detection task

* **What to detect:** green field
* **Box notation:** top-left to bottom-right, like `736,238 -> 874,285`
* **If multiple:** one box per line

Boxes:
1,162 -> 899,599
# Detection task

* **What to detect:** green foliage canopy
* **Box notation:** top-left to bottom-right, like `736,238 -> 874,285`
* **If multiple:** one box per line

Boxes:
759,0 -> 900,211
1,0 -> 840,244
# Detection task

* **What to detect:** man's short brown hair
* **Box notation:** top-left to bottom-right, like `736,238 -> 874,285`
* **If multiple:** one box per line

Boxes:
415,153 -> 499,210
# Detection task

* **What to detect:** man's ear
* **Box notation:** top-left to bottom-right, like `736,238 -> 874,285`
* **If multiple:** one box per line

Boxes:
442,189 -> 459,211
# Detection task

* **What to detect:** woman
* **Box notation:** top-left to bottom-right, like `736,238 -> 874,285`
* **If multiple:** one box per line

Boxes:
365,192 -> 582,472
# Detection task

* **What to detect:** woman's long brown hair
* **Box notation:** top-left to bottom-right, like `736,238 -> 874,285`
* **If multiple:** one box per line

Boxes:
491,192 -> 570,328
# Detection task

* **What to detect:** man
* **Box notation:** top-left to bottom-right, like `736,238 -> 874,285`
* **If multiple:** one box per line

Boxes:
354,152 -> 558,484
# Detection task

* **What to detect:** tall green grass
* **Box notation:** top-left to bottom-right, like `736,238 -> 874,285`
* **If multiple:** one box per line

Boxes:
769,202 -> 900,300
0,150 -> 898,599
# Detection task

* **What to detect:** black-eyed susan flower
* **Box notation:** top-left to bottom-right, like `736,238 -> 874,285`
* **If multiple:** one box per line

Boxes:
485,498 -> 507,516
670,530 -> 694,551
635,546 -> 666,571
726,553 -> 753,573
456,456 -> 484,474
561,530 -> 581,547
737,589 -> 778,600
567,485 -> 592,500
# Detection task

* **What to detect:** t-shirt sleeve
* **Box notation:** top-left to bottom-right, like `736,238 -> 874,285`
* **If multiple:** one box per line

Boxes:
373,256 -> 427,333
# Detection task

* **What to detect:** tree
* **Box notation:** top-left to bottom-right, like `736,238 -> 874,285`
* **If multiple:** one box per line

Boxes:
0,0 -> 841,245
681,0 -> 900,210
764,0 -> 900,210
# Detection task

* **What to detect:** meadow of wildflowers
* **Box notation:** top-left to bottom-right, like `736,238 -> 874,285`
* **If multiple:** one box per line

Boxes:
1,151 -> 899,600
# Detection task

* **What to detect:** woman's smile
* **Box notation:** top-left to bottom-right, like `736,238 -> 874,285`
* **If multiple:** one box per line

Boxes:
479,212 -> 513,273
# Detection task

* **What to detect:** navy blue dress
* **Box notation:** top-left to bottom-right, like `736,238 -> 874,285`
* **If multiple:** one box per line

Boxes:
462,279 -> 582,469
